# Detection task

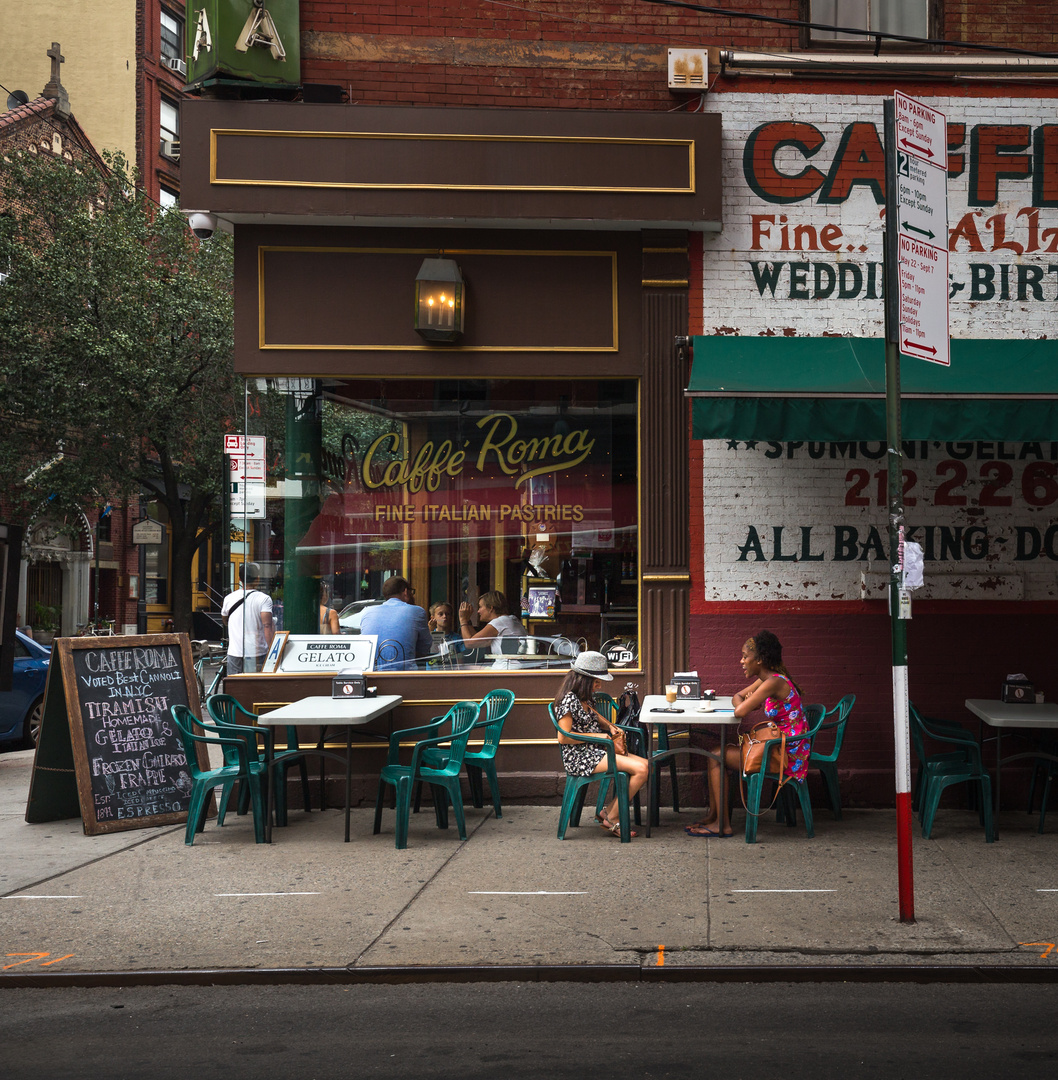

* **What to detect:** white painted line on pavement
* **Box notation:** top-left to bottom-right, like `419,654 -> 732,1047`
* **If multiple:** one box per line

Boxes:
731,889 -> 835,893
214,892 -> 321,897
469,891 -> 588,895
3,895 -> 83,900
1036,889 -> 1058,892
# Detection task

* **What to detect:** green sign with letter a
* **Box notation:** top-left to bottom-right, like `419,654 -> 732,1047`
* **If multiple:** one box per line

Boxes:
186,0 -> 301,87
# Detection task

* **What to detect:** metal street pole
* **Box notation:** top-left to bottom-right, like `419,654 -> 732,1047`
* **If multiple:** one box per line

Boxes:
884,97 -> 914,923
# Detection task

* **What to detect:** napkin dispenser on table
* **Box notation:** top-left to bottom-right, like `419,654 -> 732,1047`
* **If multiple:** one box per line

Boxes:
1001,675 -> 1034,704
332,671 -> 367,699
672,672 -> 701,700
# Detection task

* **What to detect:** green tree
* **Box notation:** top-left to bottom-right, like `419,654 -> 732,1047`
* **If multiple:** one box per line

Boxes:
0,150 -> 237,632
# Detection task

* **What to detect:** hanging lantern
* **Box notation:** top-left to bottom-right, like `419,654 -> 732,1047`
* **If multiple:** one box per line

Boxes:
413,257 -> 466,343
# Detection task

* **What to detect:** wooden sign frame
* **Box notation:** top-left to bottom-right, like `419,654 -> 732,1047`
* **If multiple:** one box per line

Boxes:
26,634 -> 212,835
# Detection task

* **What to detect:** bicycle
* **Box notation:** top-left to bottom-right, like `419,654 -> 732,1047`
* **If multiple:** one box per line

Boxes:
191,640 -> 227,700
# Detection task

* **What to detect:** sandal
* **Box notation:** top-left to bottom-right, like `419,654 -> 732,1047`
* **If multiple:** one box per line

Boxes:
684,823 -> 733,838
599,816 -> 637,838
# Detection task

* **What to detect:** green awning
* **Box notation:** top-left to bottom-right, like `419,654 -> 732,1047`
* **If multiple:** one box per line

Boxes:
687,337 -> 1058,441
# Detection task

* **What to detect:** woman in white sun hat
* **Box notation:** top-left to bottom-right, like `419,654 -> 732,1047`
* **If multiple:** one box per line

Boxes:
553,651 -> 649,837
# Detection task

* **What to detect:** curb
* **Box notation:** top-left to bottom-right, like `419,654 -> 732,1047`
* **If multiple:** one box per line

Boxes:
2,963 -> 1057,988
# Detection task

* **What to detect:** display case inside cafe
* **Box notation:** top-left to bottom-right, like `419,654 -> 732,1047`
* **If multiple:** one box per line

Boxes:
243,376 -> 640,670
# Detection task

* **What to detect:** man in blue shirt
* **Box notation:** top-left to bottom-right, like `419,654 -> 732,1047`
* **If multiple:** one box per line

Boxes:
360,576 -> 432,670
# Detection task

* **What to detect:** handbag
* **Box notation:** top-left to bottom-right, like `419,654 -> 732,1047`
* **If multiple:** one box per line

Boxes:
739,721 -> 785,776
610,729 -> 627,756
738,721 -> 788,815
615,685 -> 645,752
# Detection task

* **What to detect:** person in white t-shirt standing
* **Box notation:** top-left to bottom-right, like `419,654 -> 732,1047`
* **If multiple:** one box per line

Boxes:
221,562 -> 275,676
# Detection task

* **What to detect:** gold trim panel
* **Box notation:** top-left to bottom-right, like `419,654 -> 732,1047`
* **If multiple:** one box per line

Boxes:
641,279 -> 689,288
258,246 -> 619,353
211,128 -> 696,194
642,573 -> 692,582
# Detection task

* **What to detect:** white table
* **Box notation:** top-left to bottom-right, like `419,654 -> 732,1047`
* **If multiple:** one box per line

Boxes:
258,694 -> 403,842
965,698 -> 1058,838
639,695 -> 739,837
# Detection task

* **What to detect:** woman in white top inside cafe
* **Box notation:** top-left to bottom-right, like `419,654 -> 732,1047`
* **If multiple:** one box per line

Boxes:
457,590 -> 524,654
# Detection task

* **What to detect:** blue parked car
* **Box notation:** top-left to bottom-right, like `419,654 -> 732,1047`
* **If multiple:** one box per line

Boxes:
0,630 -> 51,748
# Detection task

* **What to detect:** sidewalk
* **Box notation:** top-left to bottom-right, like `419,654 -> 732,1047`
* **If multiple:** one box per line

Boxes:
3,746 -> 1057,984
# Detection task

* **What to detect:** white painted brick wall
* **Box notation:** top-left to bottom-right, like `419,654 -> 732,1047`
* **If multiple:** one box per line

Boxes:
695,92 -> 1058,602
698,92 -> 1058,338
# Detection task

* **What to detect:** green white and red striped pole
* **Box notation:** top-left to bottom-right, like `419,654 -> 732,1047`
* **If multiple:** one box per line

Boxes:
884,97 -> 915,923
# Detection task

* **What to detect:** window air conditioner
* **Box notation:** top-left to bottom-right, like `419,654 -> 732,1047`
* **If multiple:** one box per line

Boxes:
164,57 -> 187,76
160,139 -> 180,161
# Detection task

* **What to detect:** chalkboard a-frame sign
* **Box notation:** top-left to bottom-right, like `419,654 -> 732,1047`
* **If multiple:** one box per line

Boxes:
25,634 -> 211,835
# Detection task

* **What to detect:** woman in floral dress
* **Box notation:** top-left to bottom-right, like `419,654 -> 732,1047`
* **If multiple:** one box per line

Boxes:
687,630 -> 810,837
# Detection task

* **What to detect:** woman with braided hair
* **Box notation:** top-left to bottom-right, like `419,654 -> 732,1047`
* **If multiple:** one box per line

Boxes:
686,630 -> 810,837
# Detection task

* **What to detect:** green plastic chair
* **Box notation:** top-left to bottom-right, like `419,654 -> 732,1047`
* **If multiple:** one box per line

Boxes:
596,690 -> 684,823
1027,739 -> 1057,833
373,700 -> 480,849
206,694 -> 311,827
910,705 -> 994,842
459,688 -> 515,815
807,694 -> 856,819
592,691 -> 645,825
742,703 -> 825,844
548,702 -> 632,842
908,703 -> 977,816
171,704 -> 268,845
413,689 -> 516,817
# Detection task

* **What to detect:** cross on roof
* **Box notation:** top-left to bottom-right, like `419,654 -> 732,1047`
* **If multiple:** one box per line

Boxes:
43,41 -> 70,117
47,43 -> 64,84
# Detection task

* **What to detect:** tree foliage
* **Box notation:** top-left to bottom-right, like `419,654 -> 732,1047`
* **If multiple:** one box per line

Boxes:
0,150 -> 237,630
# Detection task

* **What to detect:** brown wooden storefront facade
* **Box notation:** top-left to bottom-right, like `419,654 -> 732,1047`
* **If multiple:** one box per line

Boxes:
181,99 -> 721,801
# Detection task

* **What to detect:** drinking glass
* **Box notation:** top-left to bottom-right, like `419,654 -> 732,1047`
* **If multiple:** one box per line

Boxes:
665,684 -> 677,705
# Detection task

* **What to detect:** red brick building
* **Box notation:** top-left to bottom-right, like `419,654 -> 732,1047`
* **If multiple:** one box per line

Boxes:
181,1 -> 1058,807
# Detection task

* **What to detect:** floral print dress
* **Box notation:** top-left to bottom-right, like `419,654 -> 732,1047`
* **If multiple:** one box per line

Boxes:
764,675 -> 811,782
557,691 -> 608,777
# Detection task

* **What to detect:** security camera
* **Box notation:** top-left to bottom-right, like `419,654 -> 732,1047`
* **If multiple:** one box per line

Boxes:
186,211 -> 217,240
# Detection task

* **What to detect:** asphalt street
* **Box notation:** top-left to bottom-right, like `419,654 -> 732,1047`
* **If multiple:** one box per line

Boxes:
3,982 -> 1057,1079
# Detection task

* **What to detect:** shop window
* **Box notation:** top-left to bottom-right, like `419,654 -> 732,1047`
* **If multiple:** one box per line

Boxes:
255,378 -> 640,671
807,0 -> 931,43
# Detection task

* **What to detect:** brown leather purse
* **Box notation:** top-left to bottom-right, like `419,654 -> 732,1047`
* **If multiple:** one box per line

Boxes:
739,722 -> 787,815
739,721 -> 785,776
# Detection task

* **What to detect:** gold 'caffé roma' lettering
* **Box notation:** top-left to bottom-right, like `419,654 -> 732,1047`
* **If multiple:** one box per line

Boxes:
360,412 -> 595,493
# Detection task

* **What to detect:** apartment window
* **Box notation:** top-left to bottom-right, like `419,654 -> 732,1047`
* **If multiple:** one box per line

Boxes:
161,10 -> 183,62
809,0 -> 930,43
160,98 -> 180,159
159,185 -> 179,209
160,98 -> 179,144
